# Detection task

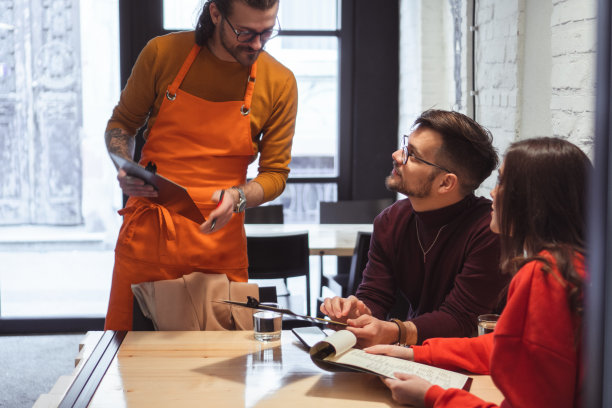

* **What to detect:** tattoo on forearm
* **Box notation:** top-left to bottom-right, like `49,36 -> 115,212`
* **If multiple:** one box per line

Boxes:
105,128 -> 135,160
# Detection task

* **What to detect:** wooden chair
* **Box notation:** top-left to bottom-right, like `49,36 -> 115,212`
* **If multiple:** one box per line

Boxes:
244,204 -> 284,224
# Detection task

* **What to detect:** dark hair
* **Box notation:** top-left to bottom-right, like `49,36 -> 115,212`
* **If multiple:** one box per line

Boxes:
497,137 -> 590,320
195,0 -> 279,45
412,109 -> 498,195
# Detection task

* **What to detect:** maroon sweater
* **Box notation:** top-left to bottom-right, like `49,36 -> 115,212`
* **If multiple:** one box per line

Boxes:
355,195 -> 509,344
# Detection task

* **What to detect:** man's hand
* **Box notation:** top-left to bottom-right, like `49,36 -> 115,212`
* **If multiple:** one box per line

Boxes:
347,315 -> 418,348
382,373 -> 431,407
117,168 -> 158,197
320,295 -> 372,323
345,315 -> 400,348
200,189 -> 234,234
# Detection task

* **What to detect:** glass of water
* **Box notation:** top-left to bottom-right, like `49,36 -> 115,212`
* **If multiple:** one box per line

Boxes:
477,314 -> 500,336
253,303 -> 282,341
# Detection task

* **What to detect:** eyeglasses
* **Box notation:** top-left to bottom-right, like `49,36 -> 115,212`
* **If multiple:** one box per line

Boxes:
223,15 -> 281,44
401,135 -> 452,173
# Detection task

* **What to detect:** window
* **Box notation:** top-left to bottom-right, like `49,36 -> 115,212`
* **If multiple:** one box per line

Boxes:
0,0 -> 120,324
163,0 -> 341,223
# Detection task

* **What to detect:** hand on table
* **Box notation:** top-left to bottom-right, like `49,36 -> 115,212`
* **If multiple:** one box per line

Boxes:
320,295 -> 372,323
200,189 -> 234,234
117,168 -> 158,197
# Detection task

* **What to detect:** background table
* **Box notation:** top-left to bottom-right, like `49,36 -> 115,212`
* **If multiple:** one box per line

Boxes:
69,330 -> 503,407
245,224 -> 373,256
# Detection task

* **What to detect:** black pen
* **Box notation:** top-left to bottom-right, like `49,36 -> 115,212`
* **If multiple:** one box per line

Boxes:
210,189 -> 225,232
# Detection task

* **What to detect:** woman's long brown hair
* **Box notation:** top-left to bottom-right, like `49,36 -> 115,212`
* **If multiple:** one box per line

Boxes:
496,137 -> 591,318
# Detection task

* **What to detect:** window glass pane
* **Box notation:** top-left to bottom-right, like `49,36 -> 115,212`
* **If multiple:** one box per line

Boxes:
279,0 -> 338,31
0,0 -> 120,318
247,35 -> 339,179
162,0 -> 339,31
267,183 -> 337,223
163,0 -> 202,30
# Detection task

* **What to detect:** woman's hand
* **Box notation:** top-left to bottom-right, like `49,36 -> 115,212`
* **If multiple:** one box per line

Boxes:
367,344 -> 429,405
382,373 -> 431,407
364,344 -> 415,360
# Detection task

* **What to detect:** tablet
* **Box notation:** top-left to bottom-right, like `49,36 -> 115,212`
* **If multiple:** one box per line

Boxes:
292,326 -> 329,349
110,153 -> 205,224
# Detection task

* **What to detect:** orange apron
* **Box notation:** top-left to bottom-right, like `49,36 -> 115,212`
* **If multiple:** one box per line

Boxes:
105,44 -> 256,330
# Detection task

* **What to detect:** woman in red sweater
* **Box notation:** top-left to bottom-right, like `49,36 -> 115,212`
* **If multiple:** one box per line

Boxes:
366,137 -> 590,408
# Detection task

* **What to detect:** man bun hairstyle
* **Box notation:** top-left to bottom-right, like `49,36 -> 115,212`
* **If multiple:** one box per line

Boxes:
195,0 -> 279,46
412,109 -> 498,195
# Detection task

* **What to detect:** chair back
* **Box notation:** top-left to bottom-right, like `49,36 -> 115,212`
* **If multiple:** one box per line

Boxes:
245,205 -> 284,224
347,231 -> 372,296
319,198 -> 393,224
247,231 -> 311,315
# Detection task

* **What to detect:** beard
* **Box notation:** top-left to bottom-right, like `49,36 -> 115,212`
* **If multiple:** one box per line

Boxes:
386,167 -> 437,199
220,24 -> 261,67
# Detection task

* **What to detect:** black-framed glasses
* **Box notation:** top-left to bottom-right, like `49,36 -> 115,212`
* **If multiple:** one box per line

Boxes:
401,135 -> 452,173
223,15 -> 281,43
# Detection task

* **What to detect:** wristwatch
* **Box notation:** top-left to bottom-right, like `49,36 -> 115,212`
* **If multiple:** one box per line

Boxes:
231,186 -> 247,213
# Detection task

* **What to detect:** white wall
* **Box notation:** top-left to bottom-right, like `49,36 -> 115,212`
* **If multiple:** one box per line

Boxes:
475,0 -> 596,159
400,0 -> 597,195
399,0 -> 455,142
399,0 -> 422,139
550,0 -> 596,156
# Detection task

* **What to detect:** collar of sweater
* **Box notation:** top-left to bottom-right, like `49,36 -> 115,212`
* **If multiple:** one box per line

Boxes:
413,193 -> 476,230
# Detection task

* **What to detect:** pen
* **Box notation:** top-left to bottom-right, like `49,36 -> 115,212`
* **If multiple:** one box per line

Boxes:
210,189 -> 225,232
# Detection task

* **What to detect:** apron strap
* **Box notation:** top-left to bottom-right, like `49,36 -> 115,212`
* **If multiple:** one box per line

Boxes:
167,44 -> 202,100
241,62 -> 257,116
157,206 -> 177,242
165,43 -> 257,115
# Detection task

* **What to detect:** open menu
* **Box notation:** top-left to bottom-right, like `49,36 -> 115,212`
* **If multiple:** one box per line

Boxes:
110,153 -> 205,224
309,330 -> 472,390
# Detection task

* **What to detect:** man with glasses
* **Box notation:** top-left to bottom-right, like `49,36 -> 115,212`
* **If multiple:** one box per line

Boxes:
103,0 -> 296,330
321,110 -> 510,347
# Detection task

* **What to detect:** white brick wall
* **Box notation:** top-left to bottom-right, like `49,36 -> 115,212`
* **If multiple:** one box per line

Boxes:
550,0 -> 596,156
475,0 -> 596,158
399,0 -> 596,195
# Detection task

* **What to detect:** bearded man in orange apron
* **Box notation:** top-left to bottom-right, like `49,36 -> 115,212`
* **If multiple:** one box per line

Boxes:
103,0 -> 297,330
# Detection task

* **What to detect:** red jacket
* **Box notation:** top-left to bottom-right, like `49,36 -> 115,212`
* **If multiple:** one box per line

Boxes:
412,252 -> 584,408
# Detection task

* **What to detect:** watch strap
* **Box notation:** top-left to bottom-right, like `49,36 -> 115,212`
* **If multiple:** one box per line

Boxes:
231,186 -> 246,213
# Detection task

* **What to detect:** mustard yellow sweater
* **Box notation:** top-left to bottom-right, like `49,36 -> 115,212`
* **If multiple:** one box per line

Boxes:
106,31 -> 297,201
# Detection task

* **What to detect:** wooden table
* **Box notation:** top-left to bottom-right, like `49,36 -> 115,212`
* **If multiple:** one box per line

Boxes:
59,330 -> 503,407
245,224 -> 373,256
